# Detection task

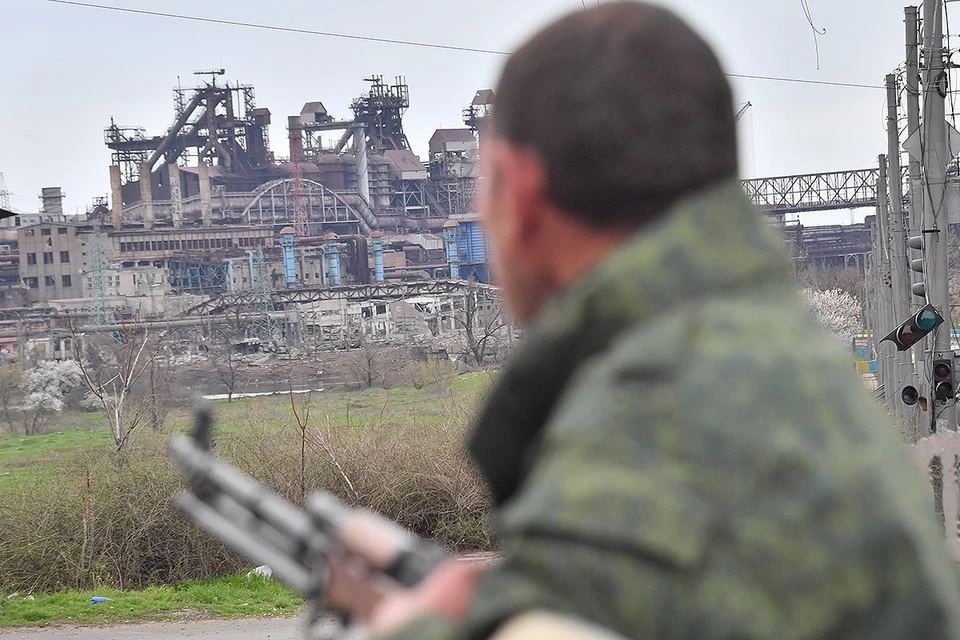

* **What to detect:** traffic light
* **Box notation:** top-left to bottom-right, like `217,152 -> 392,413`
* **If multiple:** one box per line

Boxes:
909,235 -> 926,298
880,303 -> 944,351
902,385 -> 920,406
934,359 -> 955,403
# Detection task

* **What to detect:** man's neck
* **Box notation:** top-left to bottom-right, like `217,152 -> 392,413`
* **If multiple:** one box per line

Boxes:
547,221 -> 634,290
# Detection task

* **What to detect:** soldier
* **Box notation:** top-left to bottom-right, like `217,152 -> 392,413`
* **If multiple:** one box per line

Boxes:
367,2 -> 960,638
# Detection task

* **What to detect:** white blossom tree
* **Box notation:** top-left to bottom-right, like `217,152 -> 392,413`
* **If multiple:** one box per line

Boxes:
18,360 -> 83,435
801,288 -> 863,346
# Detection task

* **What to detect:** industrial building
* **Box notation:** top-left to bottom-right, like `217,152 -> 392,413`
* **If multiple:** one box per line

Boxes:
0,71 -> 919,365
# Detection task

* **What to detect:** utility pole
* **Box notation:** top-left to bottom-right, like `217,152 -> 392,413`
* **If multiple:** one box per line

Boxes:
877,155 -> 896,405
887,74 -> 917,417
906,6 -> 924,248
922,0 -> 956,431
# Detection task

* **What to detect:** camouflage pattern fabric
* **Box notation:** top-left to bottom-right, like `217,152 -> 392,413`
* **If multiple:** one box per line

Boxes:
385,180 -> 960,640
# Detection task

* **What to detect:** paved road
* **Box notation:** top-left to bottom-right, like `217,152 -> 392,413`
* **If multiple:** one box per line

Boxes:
0,617 -> 353,640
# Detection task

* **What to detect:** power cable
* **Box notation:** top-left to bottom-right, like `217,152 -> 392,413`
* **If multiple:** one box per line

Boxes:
43,0 -> 510,56
800,0 -> 828,70
42,0 -> 885,91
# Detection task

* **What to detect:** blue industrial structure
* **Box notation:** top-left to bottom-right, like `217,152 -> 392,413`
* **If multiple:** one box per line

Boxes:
444,216 -> 489,282
279,227 -> 298,288
372,233 -> 385,283
169,259 -> 229,293
324,233 -> 342,286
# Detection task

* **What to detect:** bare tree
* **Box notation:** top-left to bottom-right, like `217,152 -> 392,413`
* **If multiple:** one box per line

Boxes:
347,337 -> 387,388
204,309 -> 250,402
454,281 -> 510,366
0,363 -> 22,433
72,316 -> 162,451
799,265 -> 865,301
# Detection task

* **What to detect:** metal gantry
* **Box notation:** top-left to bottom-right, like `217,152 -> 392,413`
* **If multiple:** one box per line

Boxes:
185,279 -> 500,317
250,247 -> 280,343
741,167 -> 911,215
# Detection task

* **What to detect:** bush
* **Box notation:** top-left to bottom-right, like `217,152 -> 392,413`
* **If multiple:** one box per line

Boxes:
0,401 -> 492,593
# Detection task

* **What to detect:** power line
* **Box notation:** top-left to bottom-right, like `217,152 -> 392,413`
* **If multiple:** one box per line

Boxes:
43,0 -> 885,91
800,0 -> 828,69
43,0 -> 510,56
726,73 -> 880,90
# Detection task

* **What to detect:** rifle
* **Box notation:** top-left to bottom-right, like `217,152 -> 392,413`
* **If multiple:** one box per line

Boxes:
169,404 -> 447,636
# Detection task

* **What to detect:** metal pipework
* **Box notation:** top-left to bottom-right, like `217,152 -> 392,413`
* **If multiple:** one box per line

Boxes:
280,227 -> 298,289
353,124 -> 370,204
324,233 -> 342,286
444,220 -> 461,280
372,232 -> 385,283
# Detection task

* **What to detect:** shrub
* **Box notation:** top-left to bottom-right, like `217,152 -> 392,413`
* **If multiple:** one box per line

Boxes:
0,400 -> 492,593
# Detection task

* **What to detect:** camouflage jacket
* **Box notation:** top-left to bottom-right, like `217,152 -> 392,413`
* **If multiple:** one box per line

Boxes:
386,180 -> 960,640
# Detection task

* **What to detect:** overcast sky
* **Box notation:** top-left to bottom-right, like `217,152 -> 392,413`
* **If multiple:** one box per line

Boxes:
0,0 -> 944,224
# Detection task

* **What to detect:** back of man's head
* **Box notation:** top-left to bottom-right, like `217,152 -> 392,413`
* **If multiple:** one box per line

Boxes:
493,1 -> 738,229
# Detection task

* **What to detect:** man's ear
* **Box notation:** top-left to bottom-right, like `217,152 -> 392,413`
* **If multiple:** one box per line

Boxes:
499,146 -> 549,246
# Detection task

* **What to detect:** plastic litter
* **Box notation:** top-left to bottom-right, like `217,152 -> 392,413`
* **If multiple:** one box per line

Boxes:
246,565 -> 273,579
90,596 -> 112,604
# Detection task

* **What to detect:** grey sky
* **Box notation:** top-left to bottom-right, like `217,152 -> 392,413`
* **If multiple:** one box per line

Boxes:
0,0 -> 936,224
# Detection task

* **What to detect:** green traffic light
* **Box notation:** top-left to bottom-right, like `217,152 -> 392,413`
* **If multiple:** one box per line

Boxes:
917,309 -> 939,331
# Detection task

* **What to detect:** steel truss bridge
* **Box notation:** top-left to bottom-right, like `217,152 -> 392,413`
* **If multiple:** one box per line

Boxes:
185,279 -> 500,316
742,167 -> 911,215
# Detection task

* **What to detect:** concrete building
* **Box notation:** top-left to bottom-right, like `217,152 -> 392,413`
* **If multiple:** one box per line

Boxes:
18,222 -> 84,303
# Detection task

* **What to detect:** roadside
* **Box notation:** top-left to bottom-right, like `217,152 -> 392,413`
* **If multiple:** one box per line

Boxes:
0,617 -> 315,639
0,575 -> 302,628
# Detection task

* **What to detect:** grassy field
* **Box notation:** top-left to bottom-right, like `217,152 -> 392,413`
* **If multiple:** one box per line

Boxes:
0,373 -> 492,627
0,574 -> 303,627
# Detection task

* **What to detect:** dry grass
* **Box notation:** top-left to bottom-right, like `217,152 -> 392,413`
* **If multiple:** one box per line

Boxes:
0,385 -> 493,594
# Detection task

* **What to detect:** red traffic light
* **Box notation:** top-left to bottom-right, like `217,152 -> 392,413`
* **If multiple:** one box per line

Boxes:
934,359 -> 955,403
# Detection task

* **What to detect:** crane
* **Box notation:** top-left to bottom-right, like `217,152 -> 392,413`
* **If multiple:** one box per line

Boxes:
735,102 -> 753,123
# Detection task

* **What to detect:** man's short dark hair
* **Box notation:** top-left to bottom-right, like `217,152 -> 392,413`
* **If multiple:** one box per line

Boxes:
493,1 -> 738,228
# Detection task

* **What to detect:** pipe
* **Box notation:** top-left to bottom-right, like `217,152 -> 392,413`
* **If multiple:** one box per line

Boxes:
280,230 -> 298,288
324,233 -> 342,286
340,235 -> 370,285
146,89 -> 207,170
354,124 -> 370,204
372,233 -> 385,283
444,221 -> 461,279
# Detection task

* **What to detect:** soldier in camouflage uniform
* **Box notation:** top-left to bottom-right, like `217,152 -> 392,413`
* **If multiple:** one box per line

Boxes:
368,2 -> 960,638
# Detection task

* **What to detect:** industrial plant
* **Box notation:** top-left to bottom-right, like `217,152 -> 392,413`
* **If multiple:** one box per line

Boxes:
0,70 -> 910,364
0,72 -> 502,363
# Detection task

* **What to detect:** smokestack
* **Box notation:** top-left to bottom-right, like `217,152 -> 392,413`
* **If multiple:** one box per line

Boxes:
139,163 -> 154,229
198,162 -> 212,228
169,164 -> 183,229
40,187 -> 64,218
109,166 -> 123,229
